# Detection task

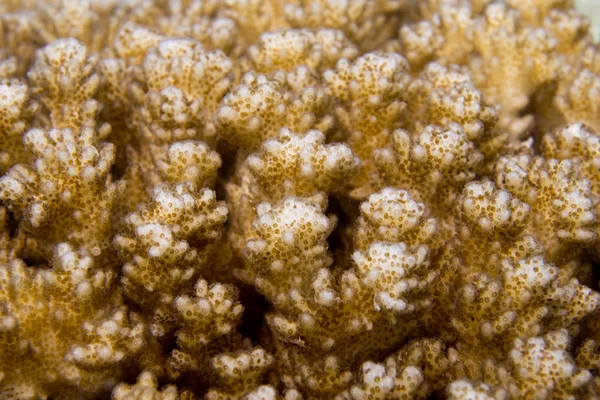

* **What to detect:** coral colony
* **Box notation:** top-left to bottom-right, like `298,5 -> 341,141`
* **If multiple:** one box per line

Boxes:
2,0 -> 600,399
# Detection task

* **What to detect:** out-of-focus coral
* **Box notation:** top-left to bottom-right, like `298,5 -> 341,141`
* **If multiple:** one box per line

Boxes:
469,3 -> 561,137
284,0 -> 406,51
245,29 -> 358,74
539,47 -> 600,134
399,0 -> 589,140
0,243 -> 144,399
1,1 -> 600,399
112,371 -> 179,400
323,52 -> 410,196
27,38 -> 102,130
127,37 -> 230,187
216,70 -> 333,151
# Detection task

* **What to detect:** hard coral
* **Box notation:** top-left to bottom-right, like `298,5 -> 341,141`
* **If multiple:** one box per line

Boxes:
0,0 -> 600,399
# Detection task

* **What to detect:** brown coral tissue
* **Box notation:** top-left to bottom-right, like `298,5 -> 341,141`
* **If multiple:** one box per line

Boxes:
4,0 -> 600,399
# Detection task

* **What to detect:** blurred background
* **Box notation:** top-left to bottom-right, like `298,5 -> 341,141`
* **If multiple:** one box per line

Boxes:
576,0 -> 600,40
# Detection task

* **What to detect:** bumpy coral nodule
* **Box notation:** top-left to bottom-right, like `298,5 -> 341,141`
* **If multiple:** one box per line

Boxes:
1,0 -> 600,399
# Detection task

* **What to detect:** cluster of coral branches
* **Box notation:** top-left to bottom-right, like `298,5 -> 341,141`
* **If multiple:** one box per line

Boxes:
1,0 -> 600,398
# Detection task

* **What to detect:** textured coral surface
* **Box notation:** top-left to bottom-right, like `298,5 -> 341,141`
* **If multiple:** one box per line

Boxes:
1,0 -> 600,399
